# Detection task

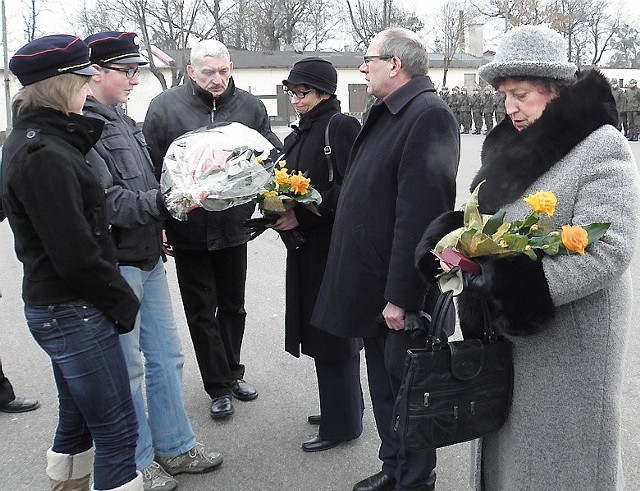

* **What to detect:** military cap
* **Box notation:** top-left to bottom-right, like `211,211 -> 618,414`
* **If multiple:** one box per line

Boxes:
85,31 -> 148,65
610,78 -> 619,85
9,34 -> 98,86
630,79 -> 638,85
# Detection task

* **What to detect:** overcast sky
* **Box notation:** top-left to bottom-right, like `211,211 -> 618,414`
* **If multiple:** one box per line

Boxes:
5,0 -> 640,53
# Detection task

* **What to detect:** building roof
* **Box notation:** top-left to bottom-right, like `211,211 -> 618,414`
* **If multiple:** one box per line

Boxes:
161,48 -> 487,70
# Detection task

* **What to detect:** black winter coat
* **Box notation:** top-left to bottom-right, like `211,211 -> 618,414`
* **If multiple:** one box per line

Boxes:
84,98 -> 169,266
312,76 -> 460,339
0,108 -> 139,331
281,98 -> 362,360
142,77 -> 282,251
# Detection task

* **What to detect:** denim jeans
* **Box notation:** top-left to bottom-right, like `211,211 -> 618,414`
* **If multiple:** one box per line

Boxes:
119,259 -> 196,469
25,304 -> 138,489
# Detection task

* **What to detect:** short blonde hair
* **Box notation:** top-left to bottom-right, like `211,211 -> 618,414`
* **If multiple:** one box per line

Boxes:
12,73 -> 88,116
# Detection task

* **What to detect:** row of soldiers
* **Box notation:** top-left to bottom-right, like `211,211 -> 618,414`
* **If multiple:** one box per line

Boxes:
439,85 -> 506,135
611,78 -> 640,142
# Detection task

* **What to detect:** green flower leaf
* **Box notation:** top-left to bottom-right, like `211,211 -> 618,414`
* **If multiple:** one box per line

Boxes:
482,208 -> 506,235
584,222 -> 611,244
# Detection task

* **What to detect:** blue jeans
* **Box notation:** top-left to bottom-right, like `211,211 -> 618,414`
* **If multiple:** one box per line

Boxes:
119,259 -> 196,469
25,304 -> 138,489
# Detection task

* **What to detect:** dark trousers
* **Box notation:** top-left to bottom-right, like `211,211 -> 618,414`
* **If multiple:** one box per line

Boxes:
364,335 -> 436,491
315,355 -> 364,441
0,358 -> 16,406
174,244 -> 248,398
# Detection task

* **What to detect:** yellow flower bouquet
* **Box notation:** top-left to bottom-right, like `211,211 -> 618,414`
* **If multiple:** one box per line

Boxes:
255,160 -> 322,216
434,181 -> 610,262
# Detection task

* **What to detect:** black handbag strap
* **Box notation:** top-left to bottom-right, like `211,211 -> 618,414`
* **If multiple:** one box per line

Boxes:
324,113 -> 340,183
426,291 -> 496,345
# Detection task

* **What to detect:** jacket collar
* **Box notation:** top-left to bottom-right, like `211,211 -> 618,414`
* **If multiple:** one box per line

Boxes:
84,97 -> 124,122
471,69 -> 618,213
13,107 -> 104,155
378,75 -> 436,115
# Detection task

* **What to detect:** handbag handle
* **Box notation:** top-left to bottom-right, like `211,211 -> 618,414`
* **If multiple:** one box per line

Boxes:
426,290 -> 497,346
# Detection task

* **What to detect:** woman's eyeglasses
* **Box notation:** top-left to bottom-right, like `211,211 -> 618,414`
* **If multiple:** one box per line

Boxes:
285,88 -> 315,99
101,65 -> 140,79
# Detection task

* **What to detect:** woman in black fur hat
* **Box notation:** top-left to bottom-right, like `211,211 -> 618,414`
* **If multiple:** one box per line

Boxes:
416,24 -> 640,491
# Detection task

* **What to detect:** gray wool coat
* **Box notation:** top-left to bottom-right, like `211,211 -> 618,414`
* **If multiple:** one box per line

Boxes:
418,70 -> 640,490
475,124 -> 640,491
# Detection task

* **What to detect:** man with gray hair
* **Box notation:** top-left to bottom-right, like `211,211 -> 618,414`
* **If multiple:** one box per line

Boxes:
312,28 -> 459,491
143,40 -> 281,420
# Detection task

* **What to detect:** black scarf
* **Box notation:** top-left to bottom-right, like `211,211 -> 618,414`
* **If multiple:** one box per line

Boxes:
472,69 -> 618,213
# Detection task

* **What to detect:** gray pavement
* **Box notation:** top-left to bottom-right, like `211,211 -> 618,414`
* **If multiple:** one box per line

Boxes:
1,135 -> 640,490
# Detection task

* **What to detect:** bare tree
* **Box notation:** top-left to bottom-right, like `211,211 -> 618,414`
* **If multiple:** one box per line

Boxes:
345,0 -> 420,50
22,0 -> 42,41
433,0 -> 478,87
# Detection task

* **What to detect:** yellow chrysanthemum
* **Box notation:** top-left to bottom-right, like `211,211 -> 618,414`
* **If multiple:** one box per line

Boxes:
524,191 -> 557,216
561,225 -> 589,254
262,190 -> 279,198
278,160 -> 287,168
289,173 -> 310,195
274,168 -> 291,186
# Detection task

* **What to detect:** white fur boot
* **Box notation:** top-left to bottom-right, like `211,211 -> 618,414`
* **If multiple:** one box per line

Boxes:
92,471 -> 143,491
46,447 -> 94,491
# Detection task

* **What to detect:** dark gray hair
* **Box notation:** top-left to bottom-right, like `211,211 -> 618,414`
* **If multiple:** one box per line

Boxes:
378,28 -> 428,77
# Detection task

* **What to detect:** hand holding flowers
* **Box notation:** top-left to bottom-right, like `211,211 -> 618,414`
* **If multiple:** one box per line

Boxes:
434,181 -> 610,261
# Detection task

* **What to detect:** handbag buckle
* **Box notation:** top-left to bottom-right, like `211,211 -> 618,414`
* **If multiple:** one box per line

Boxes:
423,392 -> 430,407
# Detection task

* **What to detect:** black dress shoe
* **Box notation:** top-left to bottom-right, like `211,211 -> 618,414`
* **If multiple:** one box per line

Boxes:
0,397 -> 40,413
301,435 -> 341,452
230,379 -> 258,401
210,395 -> 234,419
353,471 -> 396,491
307,413 -> 321,425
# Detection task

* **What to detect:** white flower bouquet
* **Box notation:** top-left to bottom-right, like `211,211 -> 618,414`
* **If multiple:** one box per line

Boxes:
160,122 -> 276,220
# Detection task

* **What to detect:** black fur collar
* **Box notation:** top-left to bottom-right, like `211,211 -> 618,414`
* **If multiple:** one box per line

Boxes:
471,69 -> 618,213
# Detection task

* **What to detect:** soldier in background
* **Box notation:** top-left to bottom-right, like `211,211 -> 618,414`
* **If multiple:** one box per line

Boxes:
458,86 -> 472,133
493,89 -> 506,124
450,86 -> 461,131
610,78 -> 625,133
626,79 -> 639,141
439,86 -> 450,106
481,86 -> 494,134
470,86 -> 483,134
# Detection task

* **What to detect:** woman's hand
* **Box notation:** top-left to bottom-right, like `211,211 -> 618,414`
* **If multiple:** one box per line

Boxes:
271,209 -> 299,231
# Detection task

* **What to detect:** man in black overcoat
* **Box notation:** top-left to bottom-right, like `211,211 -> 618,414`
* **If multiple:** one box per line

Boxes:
312,28 -> 460,491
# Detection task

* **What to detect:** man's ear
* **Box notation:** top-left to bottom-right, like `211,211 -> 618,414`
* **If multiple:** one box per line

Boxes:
389,56 -> 402,77
90,64 -> 103,82
186,64 -> 195,80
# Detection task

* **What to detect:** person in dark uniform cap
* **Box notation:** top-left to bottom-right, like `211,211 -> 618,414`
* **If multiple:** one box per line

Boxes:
2,34 -> 142,490
84,30 -> 223,491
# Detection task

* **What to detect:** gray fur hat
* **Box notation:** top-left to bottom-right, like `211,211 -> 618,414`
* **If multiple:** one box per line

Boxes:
478,25 -> 577,87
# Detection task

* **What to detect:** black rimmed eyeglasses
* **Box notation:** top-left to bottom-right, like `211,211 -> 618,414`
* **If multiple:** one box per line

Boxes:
100,65 -> 140,79
285,88 -> 315,99
363,55 -> 392,64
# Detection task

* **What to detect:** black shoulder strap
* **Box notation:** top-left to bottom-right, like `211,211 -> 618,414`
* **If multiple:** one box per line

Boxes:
324,113 -> 340,183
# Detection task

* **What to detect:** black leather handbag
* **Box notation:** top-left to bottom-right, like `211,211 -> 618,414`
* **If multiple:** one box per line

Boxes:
391,290 -> 513,449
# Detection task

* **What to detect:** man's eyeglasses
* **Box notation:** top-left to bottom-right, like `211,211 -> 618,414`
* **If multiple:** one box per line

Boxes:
101,65 -> 139,79
285,88 -> 315,99
363,55 -> 392,64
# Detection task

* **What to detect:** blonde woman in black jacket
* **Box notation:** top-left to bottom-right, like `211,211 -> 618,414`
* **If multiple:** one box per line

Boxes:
1,35 -> 141,491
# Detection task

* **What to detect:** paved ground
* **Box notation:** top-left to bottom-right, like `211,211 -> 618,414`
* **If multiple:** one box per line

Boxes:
1,134 -> 639,491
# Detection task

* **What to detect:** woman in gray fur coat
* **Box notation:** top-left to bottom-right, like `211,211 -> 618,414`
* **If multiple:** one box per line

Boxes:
417,25 -> 640,490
